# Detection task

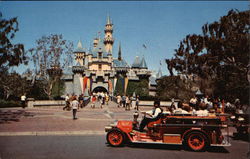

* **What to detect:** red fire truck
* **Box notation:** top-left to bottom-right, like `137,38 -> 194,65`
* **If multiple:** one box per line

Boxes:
105,112 -> 230,151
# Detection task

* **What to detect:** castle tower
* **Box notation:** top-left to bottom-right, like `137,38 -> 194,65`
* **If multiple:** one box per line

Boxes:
93,32 -> 101,49
104,15 -> 114,53
74,40 -> 86,66
93,37 -> 99,48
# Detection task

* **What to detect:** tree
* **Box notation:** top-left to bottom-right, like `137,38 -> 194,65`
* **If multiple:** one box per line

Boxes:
29,34 -> 73,98
126,79 -> 149,97
0,12 -> 27,67
156,76 -> 194,101
166,9 -> 249,103
0,67 -> 31,100
166,10 -> 250,103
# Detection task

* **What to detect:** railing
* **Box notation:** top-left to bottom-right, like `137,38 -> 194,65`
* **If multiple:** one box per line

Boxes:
27,97 -> 91,108
109,97 -> 178,108
27,100 -> 65,108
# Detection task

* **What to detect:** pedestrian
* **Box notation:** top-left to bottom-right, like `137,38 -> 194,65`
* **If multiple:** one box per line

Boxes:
125,95 -> 130,111
21,94 -> 26,109
71,96 -> 79,120
117,94 -> 121,107
122,95 -> 126,108
63,94 -> 70,110
131,96 -> 136,110
100,95 -> 104,109
105,93 -> 109,105
98,92 -> 102,102
136,95 -> 140,111
91,95 -> 96,108
78,94 -> 84,108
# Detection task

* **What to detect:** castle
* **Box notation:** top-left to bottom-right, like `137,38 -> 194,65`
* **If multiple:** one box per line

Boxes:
62,16 -> 159,97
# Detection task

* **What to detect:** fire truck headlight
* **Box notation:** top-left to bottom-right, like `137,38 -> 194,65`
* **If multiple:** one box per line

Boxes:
231,116 -> 236,119
238,117 -> 245,121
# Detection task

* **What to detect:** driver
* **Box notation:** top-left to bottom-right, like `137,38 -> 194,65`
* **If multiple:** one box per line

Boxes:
139,100 -> 162,132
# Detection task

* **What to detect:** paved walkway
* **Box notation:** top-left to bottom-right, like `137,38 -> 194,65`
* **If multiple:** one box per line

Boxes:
0,101 -> 236,136
0,101 -> 152,136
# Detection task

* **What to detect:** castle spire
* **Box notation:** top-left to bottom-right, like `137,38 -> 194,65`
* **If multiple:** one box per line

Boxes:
118,42 -> 122,61
107,14 -> 111,25
77,40 -> 83,49
104,15 -> 114,53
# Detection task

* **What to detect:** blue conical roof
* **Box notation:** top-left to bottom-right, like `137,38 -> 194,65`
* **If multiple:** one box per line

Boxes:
132,56 -> 141,68
74,40 -> 86,53
140,56 -> 147,68
107,14 -> 111,25
75,61 -> 81,66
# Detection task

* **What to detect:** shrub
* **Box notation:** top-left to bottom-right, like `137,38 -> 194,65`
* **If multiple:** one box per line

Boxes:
0,100 -> 22,108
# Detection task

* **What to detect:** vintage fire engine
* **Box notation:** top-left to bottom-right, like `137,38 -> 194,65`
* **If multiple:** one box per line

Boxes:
105,112 -> 230,151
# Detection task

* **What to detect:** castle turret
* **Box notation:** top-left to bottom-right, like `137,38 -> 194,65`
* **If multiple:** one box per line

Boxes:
93,32 -> 101,49
74,40 -> 86,66
104,15 -> 114,53
93,37 -> 99,48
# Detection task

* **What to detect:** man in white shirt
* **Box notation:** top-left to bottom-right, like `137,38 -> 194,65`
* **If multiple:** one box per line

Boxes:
71,96 -> 79,120
139,100 -> 163,132
117,95 -> 121,107
21,94 -> 26,108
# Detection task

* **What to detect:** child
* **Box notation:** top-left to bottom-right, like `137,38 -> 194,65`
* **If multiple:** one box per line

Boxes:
91,95 -> 96,108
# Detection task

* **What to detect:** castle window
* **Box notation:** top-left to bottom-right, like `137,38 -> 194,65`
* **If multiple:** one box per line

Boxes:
98,64 -> 102,70
98,52 -> 102,59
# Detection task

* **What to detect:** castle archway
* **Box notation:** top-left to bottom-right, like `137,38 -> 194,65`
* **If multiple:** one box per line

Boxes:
92,86 -> 108,93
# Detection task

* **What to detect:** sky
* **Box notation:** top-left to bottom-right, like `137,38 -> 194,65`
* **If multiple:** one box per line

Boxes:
0,1 -> 249,75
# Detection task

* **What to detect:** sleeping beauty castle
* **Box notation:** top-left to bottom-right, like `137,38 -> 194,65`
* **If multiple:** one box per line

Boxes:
61,16 -> 161,97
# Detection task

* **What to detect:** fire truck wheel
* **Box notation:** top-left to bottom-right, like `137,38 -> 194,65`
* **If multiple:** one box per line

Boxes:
185,131 -> 208,152
107,129 -> 125,147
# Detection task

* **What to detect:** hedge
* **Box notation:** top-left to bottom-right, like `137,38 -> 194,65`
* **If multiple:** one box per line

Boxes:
0,100 -> 22,108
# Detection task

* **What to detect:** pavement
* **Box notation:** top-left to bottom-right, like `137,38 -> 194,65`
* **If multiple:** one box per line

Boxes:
0,101 -> 238,136
0,101 -> 152,136
1,136 -> 249,159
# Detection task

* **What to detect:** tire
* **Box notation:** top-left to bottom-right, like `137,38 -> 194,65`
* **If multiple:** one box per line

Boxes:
106,129 -> 125,147
184,131 -> 208,152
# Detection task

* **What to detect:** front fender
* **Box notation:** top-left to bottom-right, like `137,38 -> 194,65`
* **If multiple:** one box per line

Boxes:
117,121 -> 133,133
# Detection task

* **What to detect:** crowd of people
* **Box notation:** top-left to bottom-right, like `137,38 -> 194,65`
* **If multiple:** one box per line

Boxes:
63,94 -> 85,120
28,90 -> 245,120
116,94 -> 140,111
90,92 -> 110,109
166,95 -> 229,116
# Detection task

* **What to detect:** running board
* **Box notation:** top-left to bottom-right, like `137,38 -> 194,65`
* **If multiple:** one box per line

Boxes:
131,141 -> 182,145
210,140 -> 231,147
